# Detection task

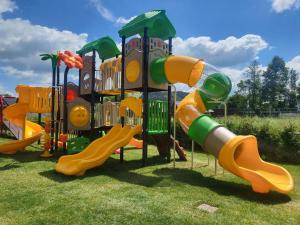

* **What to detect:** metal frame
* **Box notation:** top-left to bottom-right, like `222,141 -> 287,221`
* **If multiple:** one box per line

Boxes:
142,27 -> 149,166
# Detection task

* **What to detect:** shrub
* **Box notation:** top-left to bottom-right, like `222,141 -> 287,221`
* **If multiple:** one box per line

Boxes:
173,116 -> 300,164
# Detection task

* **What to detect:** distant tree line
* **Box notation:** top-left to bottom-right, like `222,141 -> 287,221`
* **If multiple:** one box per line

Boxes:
227,56 -> 300,115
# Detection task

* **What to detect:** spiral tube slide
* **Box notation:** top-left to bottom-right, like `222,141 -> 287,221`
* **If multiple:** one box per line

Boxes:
150,55 -> 294,194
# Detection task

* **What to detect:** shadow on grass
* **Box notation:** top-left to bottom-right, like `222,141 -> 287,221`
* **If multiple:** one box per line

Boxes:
153,168 -> 291,205
0,150 -> 58,164
39,156 -> 165,187
0,163 -> 20,171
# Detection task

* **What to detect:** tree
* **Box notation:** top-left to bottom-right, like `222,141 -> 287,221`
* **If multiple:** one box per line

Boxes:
227,93 -> 248,113
289,69 -> 299,109
245,60 -> 262,113
262,56 -> 289,111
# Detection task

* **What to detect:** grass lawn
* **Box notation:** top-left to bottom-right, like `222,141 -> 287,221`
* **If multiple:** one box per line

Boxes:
0,138 -> 299,225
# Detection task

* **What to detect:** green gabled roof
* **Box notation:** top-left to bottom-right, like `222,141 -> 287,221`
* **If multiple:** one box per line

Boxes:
76,36 -> 121,61
118,10 -> 176,40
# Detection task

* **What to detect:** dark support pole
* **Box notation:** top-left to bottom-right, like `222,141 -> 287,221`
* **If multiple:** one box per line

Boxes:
167,37 -> 173,162
90,50 -> 96,141
50,66 -> 56,153
120,35 -> 126,162
63,66 -> 70,154
55,65 -> 60,151
37,113 -> 42,145
142,27 -> 149,166
78,54 -> 82,96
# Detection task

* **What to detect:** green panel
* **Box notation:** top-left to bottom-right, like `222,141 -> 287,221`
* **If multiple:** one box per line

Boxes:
76,36 -> 121,60
118,10 -> 176,40
150,57 -> 168,84
188,115 -> 220,146
198,73 -> 232,110
66,137 -> 90,155
148,100 -> 168,134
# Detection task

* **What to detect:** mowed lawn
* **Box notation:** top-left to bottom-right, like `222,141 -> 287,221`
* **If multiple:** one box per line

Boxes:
0,138 -> 299,225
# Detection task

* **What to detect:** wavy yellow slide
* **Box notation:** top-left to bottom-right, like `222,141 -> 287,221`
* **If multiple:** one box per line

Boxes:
0,103 -> 43,154
55,124 -> 142,176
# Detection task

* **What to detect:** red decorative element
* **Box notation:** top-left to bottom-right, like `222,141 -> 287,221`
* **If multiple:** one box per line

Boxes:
60,134 -> 68,143
67,88 -> 77,102
44,142 -> 50,150
58,51 -> 83,69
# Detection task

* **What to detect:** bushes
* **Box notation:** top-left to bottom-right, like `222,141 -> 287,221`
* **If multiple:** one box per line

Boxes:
173,116 -> 300,164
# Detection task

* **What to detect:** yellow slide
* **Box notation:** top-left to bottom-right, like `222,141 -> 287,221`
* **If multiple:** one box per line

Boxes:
55,124 -> 142,176
0,103 -> 43,154
150,55 -> 293,193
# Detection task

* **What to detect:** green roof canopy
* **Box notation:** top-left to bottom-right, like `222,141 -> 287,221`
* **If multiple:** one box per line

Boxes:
118,10 -> 176,40
76,36 -> 121,61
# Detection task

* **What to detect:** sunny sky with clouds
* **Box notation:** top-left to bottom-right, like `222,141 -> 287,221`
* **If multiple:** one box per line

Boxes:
0,0 -> 299,95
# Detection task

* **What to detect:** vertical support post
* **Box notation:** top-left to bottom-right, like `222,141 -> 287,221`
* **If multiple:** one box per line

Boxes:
55,65 -> 60,151
191,140 -> 194,169
37,113 -> 42,145
120,36 -> 126,162
78,54 -> 82,96
215,158 -> 218,175
50,66 -> 56,153
63,66 -> 69,154
167,37 -> 173,162
172,85 -> 176,168
90,50 -> 96,141
142,27 -> 149,166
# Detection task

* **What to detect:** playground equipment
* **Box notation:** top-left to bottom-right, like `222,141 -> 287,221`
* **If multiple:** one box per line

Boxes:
0,86 -> 51,154
55,97 -> 143,176
149,55 -> 294,193
0,9 -> 292,194
40,117 -> 53,157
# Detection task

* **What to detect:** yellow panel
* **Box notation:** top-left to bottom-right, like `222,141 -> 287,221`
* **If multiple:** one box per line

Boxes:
126,59 -> 140,83
69,105 -> 90,128
119,97 -> 142,118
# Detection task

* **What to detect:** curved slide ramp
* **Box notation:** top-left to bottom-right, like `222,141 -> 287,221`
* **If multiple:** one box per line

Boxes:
150,55 -> 294,194
55,124 -> 142,176
0,103 -> 43,154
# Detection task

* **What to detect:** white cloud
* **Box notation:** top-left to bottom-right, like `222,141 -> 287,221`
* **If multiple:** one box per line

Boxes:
271,0 -> 300,12
0,83 -> 14,95
173,35 -> 268,67
287,55 -> 300,73
116,16 -> 137,25
0,0 -> 17,18
89,0 -> 136,25
0,17 -> 88,85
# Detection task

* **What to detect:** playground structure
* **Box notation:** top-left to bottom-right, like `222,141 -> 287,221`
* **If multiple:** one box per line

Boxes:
0,10 -> 294,194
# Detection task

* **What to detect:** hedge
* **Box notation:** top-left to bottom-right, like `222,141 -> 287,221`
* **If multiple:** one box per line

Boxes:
173,116 -> 300,164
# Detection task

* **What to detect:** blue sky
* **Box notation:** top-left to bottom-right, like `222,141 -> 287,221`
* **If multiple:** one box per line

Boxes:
0,0 -> 299,94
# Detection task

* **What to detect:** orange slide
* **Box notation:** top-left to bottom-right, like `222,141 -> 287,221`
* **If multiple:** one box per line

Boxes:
0,85 -> 53,154
0,103 -> 43,154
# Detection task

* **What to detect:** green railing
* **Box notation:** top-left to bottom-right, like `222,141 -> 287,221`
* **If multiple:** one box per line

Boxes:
148,100 -> 168,134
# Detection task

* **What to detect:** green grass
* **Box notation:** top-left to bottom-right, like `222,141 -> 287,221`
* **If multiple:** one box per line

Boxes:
0,139 -> 299,225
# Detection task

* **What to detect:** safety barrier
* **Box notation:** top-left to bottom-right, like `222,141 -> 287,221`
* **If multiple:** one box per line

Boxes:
16,85 -> 60,113
95,101 -> 120,127
95,57 -> 121,93
148,100 -> 168,134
